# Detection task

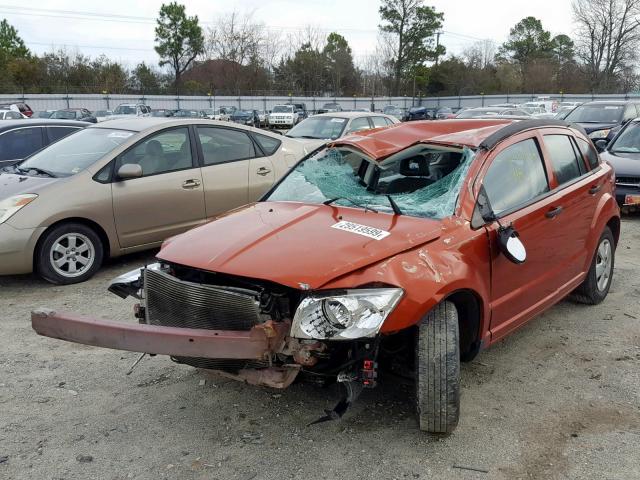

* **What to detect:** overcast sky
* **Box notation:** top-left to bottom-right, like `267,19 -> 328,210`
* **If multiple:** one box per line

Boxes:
0,0 -> 575,69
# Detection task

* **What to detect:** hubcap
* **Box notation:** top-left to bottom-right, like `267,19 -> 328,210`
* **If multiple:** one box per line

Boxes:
595,238 -> 612,292
49,233 -> 95,278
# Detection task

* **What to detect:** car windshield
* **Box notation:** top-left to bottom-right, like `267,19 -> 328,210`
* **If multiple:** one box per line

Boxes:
273,106 -> 293,113
268,146 -> 474,219
610,122 -> 640,153
286,116 -> 348,140
235,110 -> 252,115
51,110 -> 77,119
113,105 -> 136,115
565,104 -> 624,123
95,111 -> 111,116
19,128 -> 134,177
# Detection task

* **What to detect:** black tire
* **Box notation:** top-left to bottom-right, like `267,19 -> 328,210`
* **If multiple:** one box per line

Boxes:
415,300 -> 460,434
36,222 -> 104,285
571,226 -> 615,305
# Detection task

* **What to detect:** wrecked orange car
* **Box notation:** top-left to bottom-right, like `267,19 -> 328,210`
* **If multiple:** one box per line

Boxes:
32,119 -> 620,433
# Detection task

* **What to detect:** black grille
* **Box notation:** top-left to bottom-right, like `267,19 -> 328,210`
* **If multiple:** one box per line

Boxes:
145,268 -> 269,372
616,176 -> 640,185
144,268 -> 261,331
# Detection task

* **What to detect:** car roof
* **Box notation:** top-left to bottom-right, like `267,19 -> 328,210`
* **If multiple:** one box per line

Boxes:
312,111 -> 392,119
0,119 -> 90,131
87,117 -> 285,137
581,100 -> 637,106
331,118 -> 583,160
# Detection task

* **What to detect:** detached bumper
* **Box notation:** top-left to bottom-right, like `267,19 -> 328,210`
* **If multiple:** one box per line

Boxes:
31,309 -> 289,360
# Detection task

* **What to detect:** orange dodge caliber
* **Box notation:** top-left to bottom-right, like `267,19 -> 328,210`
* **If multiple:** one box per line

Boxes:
32,119 -> 620,433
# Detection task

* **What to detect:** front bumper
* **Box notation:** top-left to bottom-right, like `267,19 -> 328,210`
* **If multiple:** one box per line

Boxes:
31,309 -> 289,360
0,223 -> 44,275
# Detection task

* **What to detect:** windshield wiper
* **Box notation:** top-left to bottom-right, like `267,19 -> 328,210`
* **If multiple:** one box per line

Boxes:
17,166 -> 57,178
386,195 -> 403,215
323,197 -> 378,213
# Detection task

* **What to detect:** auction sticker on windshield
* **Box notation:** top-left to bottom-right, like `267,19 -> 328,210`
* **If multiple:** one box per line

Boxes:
331,221 -> 390,240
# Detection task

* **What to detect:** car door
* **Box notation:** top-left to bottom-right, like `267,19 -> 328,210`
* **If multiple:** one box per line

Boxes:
248,132 -> 285,200
478,132 -> 577,341
538,129 -> 605,279
111,126 -> 206,248
195,126 -> 256,219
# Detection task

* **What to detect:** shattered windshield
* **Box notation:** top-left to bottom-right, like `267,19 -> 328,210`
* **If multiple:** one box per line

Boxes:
267,146 -> 475,219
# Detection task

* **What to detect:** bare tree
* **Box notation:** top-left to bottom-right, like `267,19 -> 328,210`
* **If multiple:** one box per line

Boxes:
573,0 -> 640,91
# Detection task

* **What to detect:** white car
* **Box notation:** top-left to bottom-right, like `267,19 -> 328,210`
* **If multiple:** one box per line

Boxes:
109,103 -> 152,120
284,111 -> 400,148
268,105 -> 300,128
0,109 -> 27,120
201,108 -> 230,121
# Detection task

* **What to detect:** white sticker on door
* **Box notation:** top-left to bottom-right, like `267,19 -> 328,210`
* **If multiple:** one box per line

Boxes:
331,221 -> 390,240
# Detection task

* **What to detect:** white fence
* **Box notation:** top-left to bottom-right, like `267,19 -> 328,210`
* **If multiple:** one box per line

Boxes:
1,93 -> 639,112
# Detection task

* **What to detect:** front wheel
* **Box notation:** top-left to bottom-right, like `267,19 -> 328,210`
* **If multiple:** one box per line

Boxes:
36,223 -> 104,285
572,226 -> 615,305
415,301 -> 460,434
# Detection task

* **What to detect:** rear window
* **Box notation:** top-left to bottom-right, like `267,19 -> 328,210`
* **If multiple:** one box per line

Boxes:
544,135 -> 585,185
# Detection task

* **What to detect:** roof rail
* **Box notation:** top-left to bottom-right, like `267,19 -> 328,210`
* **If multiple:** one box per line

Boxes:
479,119 -> 587,150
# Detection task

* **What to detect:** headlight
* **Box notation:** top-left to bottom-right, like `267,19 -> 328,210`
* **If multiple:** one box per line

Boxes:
0,194 -> 38,224
589,129 -> 611,139
291,288 -> 403,340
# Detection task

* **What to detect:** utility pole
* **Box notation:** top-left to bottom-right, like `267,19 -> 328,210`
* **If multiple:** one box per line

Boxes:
435,31 -> 442,67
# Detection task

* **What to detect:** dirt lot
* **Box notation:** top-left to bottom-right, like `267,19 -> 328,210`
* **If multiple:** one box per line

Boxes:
1,216 -> 639,480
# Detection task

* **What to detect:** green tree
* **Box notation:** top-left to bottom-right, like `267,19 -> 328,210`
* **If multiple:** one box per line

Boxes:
130,62 -> 161,93
0,19 -> 29,64
378,0 -> 445,95
497,17 -> 553,65
154,2 -> 204,93
323,32 -> 358,95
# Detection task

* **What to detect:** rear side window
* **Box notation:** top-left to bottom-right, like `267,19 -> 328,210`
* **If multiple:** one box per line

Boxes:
0,127 -> 44,160
197,127 -> 256,166
483,138 -> 549,215
544,135 -> 584,185
346,117 -> 371,134
47,126 -> 80,143
253,133 -> 281,156
371,117 -> 388,128
576,138 -> 600,170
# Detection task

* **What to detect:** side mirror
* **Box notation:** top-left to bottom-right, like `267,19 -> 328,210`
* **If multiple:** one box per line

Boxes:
594,139 -> 608,152
117,163 -> 143,179
497,225 -> 526,264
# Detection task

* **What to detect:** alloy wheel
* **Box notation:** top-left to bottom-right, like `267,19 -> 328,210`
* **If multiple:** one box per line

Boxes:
49,233 -> 95,278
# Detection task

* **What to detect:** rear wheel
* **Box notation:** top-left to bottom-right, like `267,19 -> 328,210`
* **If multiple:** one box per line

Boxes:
36,223 -> 104,285
415,301 -> 460,434
572,227 -> 615,305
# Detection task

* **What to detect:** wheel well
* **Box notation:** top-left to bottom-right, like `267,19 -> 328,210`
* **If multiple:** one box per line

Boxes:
33,218 -> 110,271
606,216 -> 620,246
444,290 -> 483,362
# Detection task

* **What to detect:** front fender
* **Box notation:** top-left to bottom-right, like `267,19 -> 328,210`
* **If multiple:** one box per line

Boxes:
322,222 -> 491,335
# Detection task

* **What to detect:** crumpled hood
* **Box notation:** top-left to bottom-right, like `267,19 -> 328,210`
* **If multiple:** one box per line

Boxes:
158,202 -> 442,289
0,173 -> 59,199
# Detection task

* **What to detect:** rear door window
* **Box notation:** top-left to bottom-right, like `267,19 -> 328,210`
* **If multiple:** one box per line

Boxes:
483,138 -> 549,215
543,135 -> 585,185
0,127 -> 44,160
197,127 -> 256,166
576,138 -> 600,170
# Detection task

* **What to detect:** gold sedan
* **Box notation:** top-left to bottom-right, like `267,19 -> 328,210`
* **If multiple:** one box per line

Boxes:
0,117 -> 308,284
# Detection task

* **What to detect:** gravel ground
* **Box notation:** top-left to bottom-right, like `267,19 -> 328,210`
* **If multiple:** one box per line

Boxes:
1,216 -> 639,480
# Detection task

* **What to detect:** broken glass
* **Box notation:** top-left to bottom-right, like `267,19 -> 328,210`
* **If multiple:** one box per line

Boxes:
268,146 -> 475,220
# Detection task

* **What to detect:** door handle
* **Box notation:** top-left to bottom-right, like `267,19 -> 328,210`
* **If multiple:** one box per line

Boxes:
256,167 -> 271,176
589,184 -> 602,195
545,206 -> 563,218
182,179 -> 201,189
